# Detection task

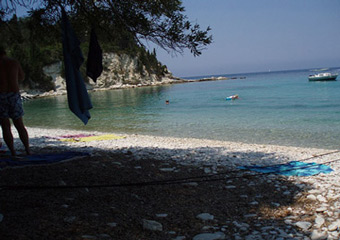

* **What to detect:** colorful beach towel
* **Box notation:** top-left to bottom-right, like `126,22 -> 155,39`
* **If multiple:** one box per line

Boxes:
238,161 -> 333,176
59,134 -> 125,142
46,134 -> 95,140
0,152 -> 89,169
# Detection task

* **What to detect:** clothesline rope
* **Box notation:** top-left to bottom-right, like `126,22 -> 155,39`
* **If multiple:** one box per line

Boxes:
0,150 -> 339,191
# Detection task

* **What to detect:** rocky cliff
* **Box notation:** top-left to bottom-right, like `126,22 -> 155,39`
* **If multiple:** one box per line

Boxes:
97,53 -> 174,88
38,52 -> 178,97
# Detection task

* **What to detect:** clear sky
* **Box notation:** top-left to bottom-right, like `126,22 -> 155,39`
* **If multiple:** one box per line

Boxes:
14,0 -> 340,78
148,0 -> 340,77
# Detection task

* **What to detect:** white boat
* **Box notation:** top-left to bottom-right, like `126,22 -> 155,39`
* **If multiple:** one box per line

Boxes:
308,72 -> 338,81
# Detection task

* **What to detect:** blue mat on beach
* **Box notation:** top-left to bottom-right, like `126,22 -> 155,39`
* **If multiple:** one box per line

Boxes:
0,152 -> 90,169
238,161 -> 333,176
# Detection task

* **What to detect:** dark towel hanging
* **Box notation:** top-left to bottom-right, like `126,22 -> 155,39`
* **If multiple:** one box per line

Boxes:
61,9 -> 93,125
86,28 -> 103,82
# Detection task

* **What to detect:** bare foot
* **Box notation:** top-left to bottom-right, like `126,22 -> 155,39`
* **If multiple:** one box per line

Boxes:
26,148 -> 31,155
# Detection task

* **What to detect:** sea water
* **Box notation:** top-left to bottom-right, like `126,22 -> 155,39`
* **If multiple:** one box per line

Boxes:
23,68 -> 340,149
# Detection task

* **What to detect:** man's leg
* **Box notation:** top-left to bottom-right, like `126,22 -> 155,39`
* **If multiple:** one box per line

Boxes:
13,117 -> 30,155
0,118 -> 16,156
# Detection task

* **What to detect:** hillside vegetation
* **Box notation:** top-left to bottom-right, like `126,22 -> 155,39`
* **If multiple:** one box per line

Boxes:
1,13 -> 168,91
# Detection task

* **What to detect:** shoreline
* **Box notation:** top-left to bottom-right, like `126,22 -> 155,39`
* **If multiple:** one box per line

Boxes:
22,127 -> 340,167
20,76 -> 230,100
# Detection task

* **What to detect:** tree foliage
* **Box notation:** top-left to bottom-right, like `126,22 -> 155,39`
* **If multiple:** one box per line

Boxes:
1,0 -> 212,56
1,12 -> 61,90
1,0 -> 212,90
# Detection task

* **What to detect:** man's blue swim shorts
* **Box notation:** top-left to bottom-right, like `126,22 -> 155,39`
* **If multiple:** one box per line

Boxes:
0,92 -> 24,120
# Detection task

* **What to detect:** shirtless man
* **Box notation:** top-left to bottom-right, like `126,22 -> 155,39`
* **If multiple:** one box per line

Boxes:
0,46 -> 30,156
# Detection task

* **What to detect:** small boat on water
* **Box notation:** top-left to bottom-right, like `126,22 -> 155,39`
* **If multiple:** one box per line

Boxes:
226,94 -> 239,101
308,72 -> 338,81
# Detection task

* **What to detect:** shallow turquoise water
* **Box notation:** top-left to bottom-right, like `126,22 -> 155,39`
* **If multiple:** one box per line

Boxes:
23,68 -> 340,149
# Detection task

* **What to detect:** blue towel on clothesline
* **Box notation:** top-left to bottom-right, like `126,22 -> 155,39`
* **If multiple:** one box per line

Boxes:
238,161 -> 333,176
61,9 -> 93,125
0,152 -> 89,169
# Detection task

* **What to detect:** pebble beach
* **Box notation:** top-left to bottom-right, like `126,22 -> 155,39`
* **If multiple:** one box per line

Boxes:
1,127 -> 340,239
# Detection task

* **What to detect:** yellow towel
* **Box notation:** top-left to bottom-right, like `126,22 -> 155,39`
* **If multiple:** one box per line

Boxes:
60,134 -> 126,142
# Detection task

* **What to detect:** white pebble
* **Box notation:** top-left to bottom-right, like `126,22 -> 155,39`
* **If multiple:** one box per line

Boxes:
310,230 -> 328,240
295,221 -> 312,230
196,213 -> 214,221
192,232 -> 226,240
315,216 -> 325,227
107,222 -> 117,227
316,195 -> 327,203
306,194 -> 317,201
316,207 -> 327,213
328,220 -> 340,231
142,219 -> 163,231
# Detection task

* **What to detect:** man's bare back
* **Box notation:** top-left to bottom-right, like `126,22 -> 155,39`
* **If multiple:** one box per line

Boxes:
0,56 -> 24,93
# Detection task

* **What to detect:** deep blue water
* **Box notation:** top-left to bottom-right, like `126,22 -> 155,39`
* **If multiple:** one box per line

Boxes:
23,68 -> 340,149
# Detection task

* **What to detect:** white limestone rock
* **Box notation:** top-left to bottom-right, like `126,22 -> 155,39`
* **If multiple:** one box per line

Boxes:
316,207 -> 327,213
81,235 -> 96,239
314,215 -> 325,227
159,167 -> 176,172
196,213 -> 214,221
64,216 -> 76,223
310,230 -> 328,240
156,213 -> 168,218
107,222 -> 117,227
306,194 -> 317,201
295,221 -> 312,230
316,195 -> 327,203
173,236 -> 186,240
233,221 -> 250,231
142,219 -> 163,231
328,220 -> 340,231
192,232 -> 226,240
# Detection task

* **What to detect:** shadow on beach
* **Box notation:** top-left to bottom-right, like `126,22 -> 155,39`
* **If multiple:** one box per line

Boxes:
0,137 -> 318,239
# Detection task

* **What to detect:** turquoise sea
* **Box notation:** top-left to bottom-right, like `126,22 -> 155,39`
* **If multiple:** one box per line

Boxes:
23,68 -> 340,150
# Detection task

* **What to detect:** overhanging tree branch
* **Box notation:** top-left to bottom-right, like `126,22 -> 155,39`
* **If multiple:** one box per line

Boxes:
1,0 -> 212,57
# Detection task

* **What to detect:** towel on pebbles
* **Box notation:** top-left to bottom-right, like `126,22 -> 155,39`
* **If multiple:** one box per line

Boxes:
0,152 -> 89,169
45,134 -> 95,140
239,161 -> 333,176
59,134 -> 125,142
